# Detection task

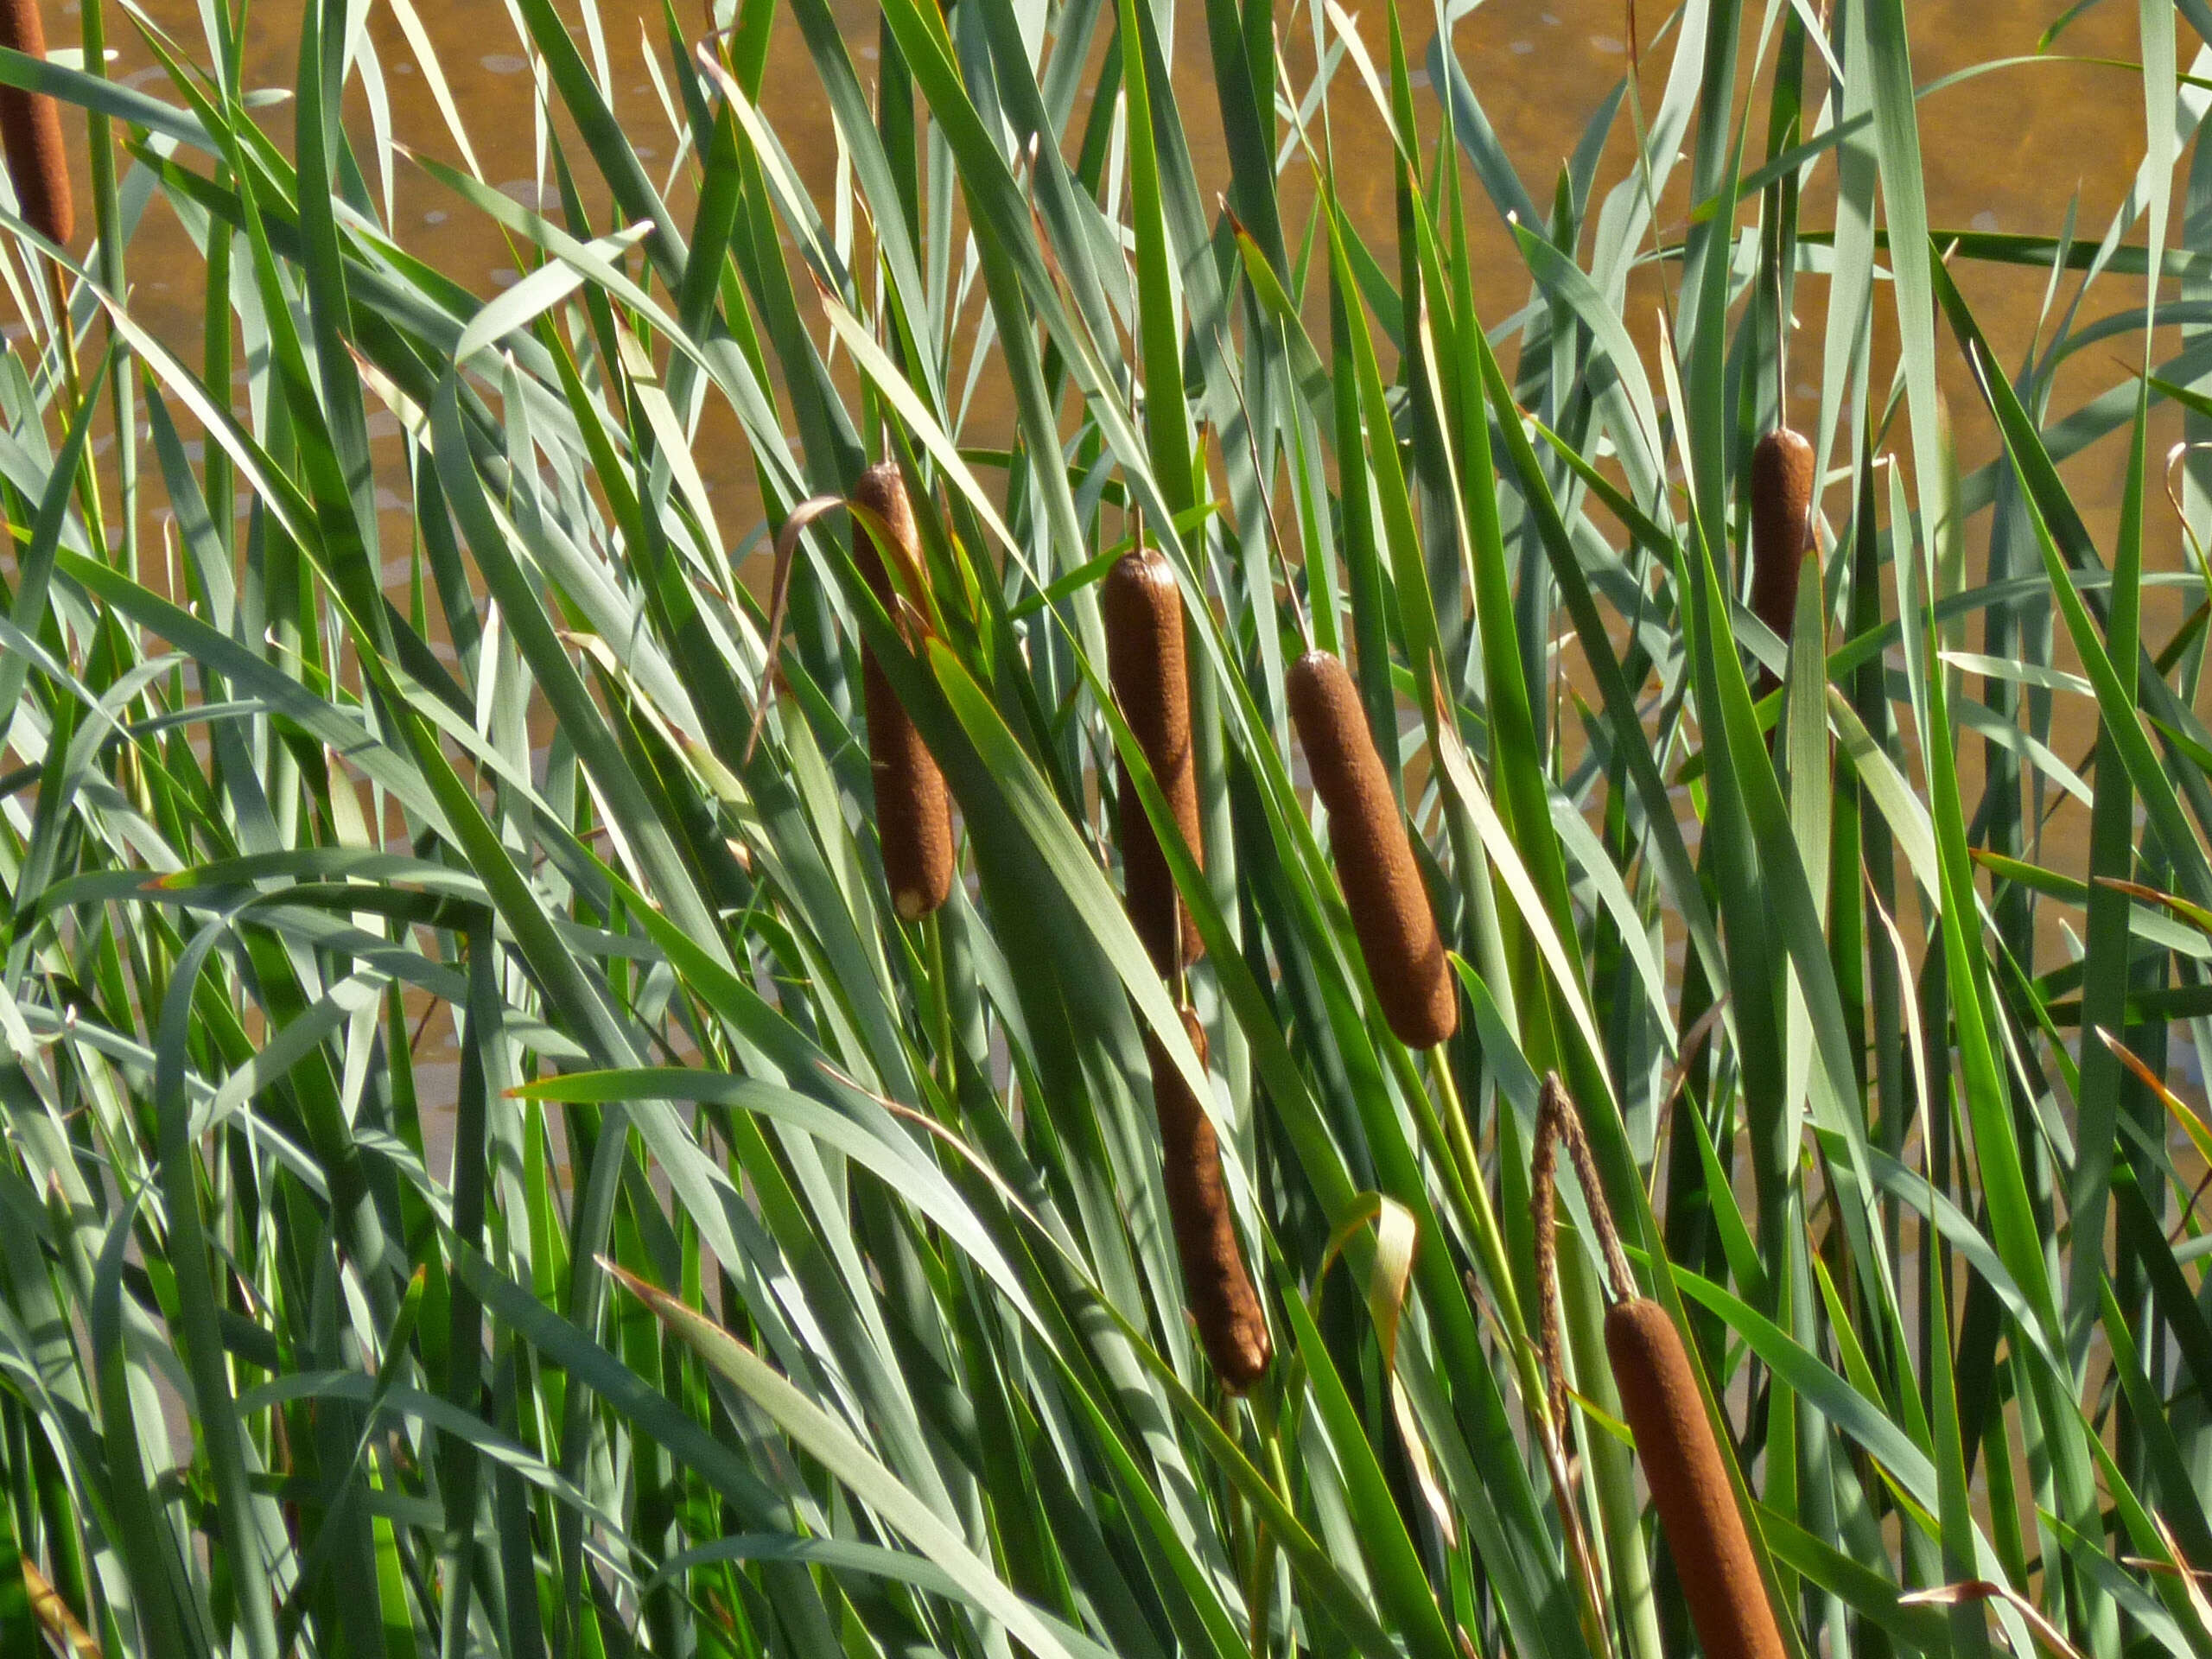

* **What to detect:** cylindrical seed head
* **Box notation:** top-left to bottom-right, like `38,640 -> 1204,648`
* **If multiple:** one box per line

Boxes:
0,1 -> 69,248
1147,1008 -> 1270,1393
854,461 -> 953,921
1286,650 -> 1457,1049
1749,427 -> 1815,674
1103,548 -> 1204,975
1605,1298 -> 1789,1659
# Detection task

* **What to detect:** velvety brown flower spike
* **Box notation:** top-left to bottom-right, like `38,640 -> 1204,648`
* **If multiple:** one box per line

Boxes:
1605,1300 -> 1789,1659
853,462 -> 953,921
1748,426 -> 1814,691
1287,650 -> 1456,1049
1103,547 -> 1204,975
1532,1077 -> 1789,1659
1147,1008 -> 1269,1392
0,0 -> 71,247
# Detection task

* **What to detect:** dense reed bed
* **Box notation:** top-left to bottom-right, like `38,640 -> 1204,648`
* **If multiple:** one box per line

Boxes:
0,1 -> 2209,1657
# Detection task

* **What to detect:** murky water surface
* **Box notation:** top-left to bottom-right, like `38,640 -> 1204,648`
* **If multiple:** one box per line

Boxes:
80,0 -> 2164,522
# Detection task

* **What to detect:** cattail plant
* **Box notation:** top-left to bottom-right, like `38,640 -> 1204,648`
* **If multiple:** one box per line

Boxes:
1748,426 -> 1815,692
1103,546 -> 1204,976
6,5 -> 2182,1655
853,461 -> 954,921
1147,1007 -> 1270,1392
1286,649 -> 1456,1049
1534,1077 -> 1789,1659
0,0 -> 71,247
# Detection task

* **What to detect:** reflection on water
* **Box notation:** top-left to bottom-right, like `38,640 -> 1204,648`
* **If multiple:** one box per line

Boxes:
38,0 -> 2197,1109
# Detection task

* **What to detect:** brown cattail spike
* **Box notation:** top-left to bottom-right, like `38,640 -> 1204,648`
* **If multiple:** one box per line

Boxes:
1605,1300 -> 1789,1659
0,1 -> 71,247
1286,650 -> 1457,1049
1147,1008 -> 1270,1392
853,461 -> 953,921
1103,548 -> 1204,975
1748,427 -> 1814,690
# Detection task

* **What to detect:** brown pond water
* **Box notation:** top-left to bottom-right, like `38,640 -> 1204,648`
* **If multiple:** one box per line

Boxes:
31,0 -> 2203,1103
70,1 -> 2171,542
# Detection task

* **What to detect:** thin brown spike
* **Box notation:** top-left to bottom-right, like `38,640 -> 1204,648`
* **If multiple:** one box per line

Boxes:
1286,650 -> 1456,1049
0,1 -> 71,248
1147,1008 -> 1270,1393
853,462 -> 953,921
1103,548 -> 1204,975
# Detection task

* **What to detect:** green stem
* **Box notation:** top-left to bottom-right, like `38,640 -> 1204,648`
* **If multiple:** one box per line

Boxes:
1421,1049 -> 1534,1371
46,262 -> 106,558
1243,1387 -> 1289,1659
924,910 -> 955,1099
78,0 -> 132,570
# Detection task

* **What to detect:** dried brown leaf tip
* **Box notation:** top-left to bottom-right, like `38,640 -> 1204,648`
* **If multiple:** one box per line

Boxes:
1147,1007 -> 1269,1392
1103,547 -> 1203,975
1748,426 -> 1815,685
0,0 -> 72,247
853,461 -> 953,921
1286,650 -> 1456,1049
